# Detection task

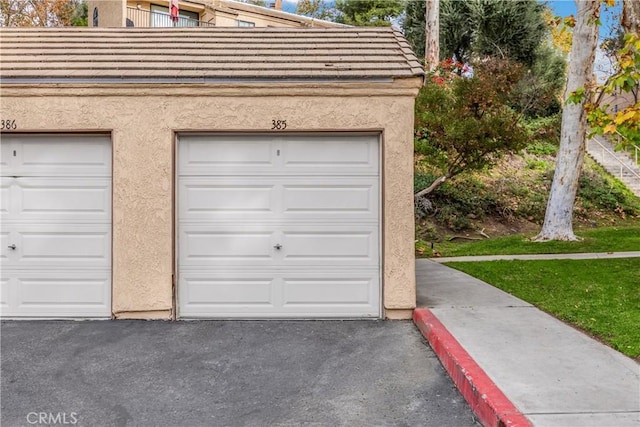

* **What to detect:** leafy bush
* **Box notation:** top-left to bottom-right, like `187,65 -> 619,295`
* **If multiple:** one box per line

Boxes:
415,172 -> 500,230
523,114 -> 562,146
525,158 -> 552,169
414,58 -> 529,196
525,142 -> 558,157
414,171 -> 440,194
513,191 -> 548,222
578,166 -> 640,216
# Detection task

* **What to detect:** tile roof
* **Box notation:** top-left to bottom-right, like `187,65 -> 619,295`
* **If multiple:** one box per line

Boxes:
0,27 -> 424,84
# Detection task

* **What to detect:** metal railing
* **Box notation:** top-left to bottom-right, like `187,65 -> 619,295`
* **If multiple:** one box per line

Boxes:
126,7 -> 214,28
629,143 -> 639,165
590,137 -> 640,180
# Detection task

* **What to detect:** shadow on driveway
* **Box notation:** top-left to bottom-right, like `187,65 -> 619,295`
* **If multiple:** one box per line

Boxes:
2,320 -> 477,426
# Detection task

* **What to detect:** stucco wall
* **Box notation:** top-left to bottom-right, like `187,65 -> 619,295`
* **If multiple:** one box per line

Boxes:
0,82 -> 420,319
87,0 -> 125,27
227,11 -> 306,27
209,10 -> 306,28
95,0 -> 330,28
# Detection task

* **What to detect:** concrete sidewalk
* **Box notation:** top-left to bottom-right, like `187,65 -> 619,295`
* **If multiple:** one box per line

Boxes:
415,259 -> 640,427
430,251 -> 640,263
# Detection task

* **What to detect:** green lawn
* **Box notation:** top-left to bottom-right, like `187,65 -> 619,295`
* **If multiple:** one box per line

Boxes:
447,258 -> 640,359
422,226 -> 640,257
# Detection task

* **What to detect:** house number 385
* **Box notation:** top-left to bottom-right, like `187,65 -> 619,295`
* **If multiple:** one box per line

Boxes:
271,120 -> 287,130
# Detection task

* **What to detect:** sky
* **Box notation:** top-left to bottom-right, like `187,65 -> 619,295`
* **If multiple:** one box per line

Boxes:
547,0 -> 577,17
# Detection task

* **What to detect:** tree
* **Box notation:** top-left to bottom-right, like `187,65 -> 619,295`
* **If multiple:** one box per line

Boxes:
0,0 -> 86,27
405,0 -> 566,118
70,0 -> 86,26
590,1 -> 638,143
404,0 -> 547,66
513,43 -> 567,117
535,0 -> 601,242
296,0 -> 333,20
544,8 -> 573,55
334,0 -> 403,27
414,59 -> 528,200
588,33 -> 640,148
622,0 -> 640,32
424,0 -> 440,72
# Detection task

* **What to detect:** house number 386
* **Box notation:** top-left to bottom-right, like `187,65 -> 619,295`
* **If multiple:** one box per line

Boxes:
271,120 -> 287,130
1,119 -> 17,130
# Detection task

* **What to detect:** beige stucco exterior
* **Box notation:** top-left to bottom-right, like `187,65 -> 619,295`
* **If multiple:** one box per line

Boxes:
89,0 -> 342,28
87,0 -> 126,27
1,81 -> 421,320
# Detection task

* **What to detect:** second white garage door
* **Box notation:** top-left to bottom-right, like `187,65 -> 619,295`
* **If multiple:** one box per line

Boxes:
177,134 -> 380,318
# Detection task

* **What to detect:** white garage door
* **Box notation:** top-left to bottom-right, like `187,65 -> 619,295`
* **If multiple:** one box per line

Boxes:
178,134 -> 380,318
0,135 -> 111,318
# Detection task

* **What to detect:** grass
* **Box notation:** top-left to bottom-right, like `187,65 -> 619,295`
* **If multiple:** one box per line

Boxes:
421,225 -> 640,257
447,258 -> 640,359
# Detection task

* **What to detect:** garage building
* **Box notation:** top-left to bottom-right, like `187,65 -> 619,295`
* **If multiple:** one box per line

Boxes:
0,27 -> 424,320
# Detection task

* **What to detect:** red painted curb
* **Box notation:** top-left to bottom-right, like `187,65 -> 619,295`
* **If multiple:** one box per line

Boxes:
413,308 -> 532,427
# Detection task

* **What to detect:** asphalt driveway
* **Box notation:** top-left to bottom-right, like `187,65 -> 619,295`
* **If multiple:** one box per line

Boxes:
2,320 -> 477,427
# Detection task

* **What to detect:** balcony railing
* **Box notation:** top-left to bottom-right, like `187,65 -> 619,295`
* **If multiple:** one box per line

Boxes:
126,7 -> 214,28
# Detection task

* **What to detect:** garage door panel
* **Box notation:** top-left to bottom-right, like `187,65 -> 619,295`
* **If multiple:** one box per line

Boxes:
179,135 -> 378,176
282,182 -> 377,218
180,275 -> 275,307
0,231 -> 9,262
1,271 -> 110,317
281,229 -> 377,266
179,177 -> 377,222
3,135 -> 111,177
11,229 -> 110,268
180,271 -> 379,318
282,276 -> 374,305
181,228 -> 275,265
179,179 -> 276,219
18,277 -> 108,306
179,136 -> 275,175
0,142 -> 11,170
14,178 -> 110,221
0,277 -> 9,309
282,136 -> 377,174
0,178 -> 10,218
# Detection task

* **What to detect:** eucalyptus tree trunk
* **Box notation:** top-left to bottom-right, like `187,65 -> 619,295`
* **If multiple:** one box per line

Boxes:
535,0 -> 600,242
622,0 -> 640,33
425,0 -> 440,72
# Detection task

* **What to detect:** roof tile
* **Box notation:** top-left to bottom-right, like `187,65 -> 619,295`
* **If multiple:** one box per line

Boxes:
0,27 -> 425,83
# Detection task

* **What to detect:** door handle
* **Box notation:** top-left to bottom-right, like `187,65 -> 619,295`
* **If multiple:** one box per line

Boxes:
273,244 -> 282,250
7,244 -> 16,250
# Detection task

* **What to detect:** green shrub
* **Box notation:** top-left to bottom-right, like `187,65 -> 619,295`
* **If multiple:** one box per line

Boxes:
525,158 -> 552,169
578,167 -> 640,216
415,173 -> 500,230
414,171 -> 440,194
514,191 -> 548,222
525,141 -> 558,156
414,153 -> 639,235
523,114 -> 562,145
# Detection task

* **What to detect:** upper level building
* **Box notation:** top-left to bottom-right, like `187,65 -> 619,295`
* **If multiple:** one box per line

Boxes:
88,0 -> 345,28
